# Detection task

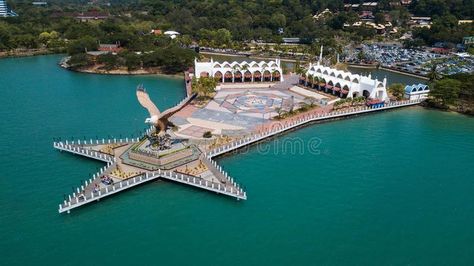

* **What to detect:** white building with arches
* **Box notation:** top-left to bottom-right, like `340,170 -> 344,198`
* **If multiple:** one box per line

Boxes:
194,58 -> 284,83
303,62 -> 388,101
404,83 -> 429,100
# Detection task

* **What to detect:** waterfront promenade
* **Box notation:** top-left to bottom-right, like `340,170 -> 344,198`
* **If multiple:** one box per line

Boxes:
54,98 -> 422,213
206,99 -> 423,157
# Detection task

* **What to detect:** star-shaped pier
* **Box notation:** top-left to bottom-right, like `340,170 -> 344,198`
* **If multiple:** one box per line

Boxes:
54,128 -> 247,214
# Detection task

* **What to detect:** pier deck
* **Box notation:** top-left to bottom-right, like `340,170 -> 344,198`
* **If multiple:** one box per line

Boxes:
54,134 -> 246,213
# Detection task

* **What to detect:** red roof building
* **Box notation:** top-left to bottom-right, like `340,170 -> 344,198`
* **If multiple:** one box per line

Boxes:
98,43 -> 122,53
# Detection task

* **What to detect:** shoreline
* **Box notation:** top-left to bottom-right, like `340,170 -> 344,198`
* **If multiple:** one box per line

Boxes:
347,63 -> 377,69
379,66 -> 430,80
421,101 -> 474,117
59,57 -> 183,78
0,48 -> 62,59
348,63 -> 430,80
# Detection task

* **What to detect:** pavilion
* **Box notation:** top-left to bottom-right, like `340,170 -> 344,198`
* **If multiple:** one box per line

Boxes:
194,58 -> 284,83
302,62 -> 389,101
404,84 -> 429,100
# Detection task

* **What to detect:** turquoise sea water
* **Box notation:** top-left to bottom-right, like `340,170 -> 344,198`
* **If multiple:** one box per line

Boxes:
1,55 -> 474,265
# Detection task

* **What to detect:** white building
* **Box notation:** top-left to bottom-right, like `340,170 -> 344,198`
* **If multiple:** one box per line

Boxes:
164,30 -> 180,39
404,84 -> 429,100
194,58 -> 284,83
0,0 -> 17,17
304,62 -> 388,100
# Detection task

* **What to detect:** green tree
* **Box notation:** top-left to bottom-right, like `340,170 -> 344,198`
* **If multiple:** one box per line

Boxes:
97,54 -> 120,71
215,28 -> 232,48
270,13 -> 286,29
12,34 -> 38,49
123,52 -> 141,71
430,78 -> 461,106
192,76 -> 217,98
67,36 -> 98,55
374,13 -> 386,25
428,63 -> 442,81
68,54 -> 93,69
388,83 -> 405,100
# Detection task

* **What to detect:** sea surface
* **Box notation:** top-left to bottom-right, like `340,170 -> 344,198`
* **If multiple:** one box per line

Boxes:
1,55 -> 474,265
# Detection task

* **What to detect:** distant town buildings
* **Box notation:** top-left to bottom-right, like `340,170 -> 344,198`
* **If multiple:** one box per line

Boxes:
51,11 -> 110,21
0,0 -> 18,17
32,1 -> 48,6
98,43 -> 122,53
409,17 -> 432,29
345,20 -> 394,35
359,11 -> 375,21
463,36 -> 474,45
313,8 -> 332,20
458,20 -> 473,25
164,30 -> 180,39
151,29 -> 162,35
282,38 -> 301,44
344,2 -> 378,11
75,11 -> 109,22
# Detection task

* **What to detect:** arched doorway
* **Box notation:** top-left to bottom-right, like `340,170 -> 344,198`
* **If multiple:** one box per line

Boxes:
244,71 -> 252,82
224,71 -> 233,83
341,85 -> 350,98
234,71 -> 242,82
334,83 -> 341,96
253,71 -> 262,82
263,70 -> 271,82
363,90 -> 371,98
200,71 -> 210,78
214,71 -> 223,83
326,81 -> 334,94
319,78 -> 326,91
272,70 -> 281,82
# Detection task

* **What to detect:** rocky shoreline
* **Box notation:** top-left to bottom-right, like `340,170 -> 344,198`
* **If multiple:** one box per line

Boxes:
59,56 -> 182,77
0,48 -> 60,59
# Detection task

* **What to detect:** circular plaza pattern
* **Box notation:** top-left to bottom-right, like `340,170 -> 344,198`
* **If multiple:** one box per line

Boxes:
223,91 -> 284,113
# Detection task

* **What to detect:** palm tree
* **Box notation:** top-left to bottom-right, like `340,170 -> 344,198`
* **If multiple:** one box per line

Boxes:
428,63 -> 441,81
275,107 -> 284,119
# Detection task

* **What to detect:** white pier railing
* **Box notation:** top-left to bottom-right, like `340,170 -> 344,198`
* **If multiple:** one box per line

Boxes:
54,136 -> 141,147
59,169 -> 246,213
53,142 -> 114,163
200,155 -> 244,196
53,137 -> 142,162
206,99 -> 423,157
156,171 -> 246,200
